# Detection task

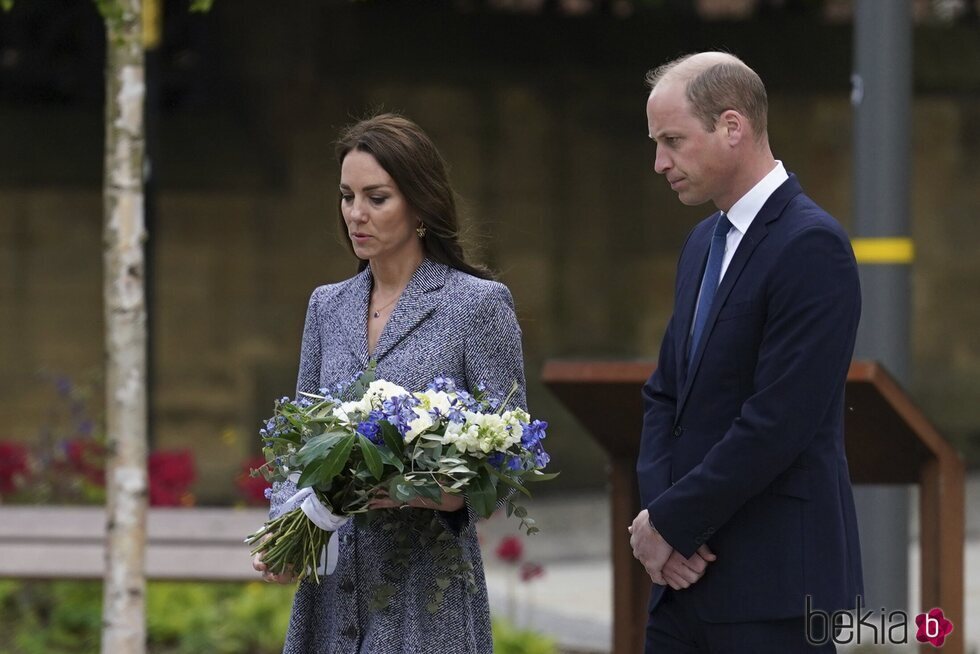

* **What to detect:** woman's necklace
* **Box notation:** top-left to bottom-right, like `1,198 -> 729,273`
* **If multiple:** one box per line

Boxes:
370,293 -> 399,319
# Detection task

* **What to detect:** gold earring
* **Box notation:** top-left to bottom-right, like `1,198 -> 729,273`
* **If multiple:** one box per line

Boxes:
416,225 -> 427,238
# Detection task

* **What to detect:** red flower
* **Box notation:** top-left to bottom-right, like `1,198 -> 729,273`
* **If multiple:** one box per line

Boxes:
0,441 -> 30,495
495,535 -> 523,564
236,456 -> 272,506
148,450 -> 196,507
519,562 -> 545,582
63,438 -> 106,486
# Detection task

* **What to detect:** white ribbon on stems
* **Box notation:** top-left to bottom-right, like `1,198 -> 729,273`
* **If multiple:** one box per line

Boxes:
278,473 -> 350,576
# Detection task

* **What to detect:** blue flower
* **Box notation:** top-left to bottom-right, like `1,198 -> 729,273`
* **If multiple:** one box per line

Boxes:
533,447 -> 551,469
428,407 -> 444,421
521,420 -> 548,449
455,390 -> 479,410
507,456 -> 523,471
428,375 -> 457,393
447,403 -> 466,424
382,395 -> 420,436
263,487 -> 273,500
356,419 -> 383,445
487,452 -> 505,469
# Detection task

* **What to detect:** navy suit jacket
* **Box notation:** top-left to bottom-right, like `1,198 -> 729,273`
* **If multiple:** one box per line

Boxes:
637,175 -> 864,623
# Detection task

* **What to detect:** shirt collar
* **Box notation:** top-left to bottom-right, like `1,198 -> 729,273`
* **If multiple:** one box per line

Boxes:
724,161 -> 788,235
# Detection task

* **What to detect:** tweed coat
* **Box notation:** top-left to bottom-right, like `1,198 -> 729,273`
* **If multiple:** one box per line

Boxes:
269,258 -> 527,654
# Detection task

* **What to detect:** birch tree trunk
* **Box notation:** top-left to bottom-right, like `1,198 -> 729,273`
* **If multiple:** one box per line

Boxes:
100,2 -> 148,653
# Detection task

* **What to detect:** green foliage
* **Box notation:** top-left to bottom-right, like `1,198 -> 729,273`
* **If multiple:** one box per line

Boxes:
0,580 -> 294,654
1,0 -> 215,16
0,581 -> 553,653
492,618 -> 558,654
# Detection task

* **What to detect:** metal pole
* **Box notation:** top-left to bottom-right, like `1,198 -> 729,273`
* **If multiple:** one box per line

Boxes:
851,0 -> 913,614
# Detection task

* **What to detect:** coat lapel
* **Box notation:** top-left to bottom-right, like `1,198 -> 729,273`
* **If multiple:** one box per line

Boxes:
675,175 -> 803,419
334,267 -> 372,369
371,258 -> 448,363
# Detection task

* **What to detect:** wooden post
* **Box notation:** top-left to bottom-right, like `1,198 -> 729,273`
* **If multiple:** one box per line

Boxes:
542,359 -> 966,654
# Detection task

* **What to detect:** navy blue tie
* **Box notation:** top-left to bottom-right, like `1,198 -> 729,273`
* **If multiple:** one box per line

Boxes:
689,213 -> 732,363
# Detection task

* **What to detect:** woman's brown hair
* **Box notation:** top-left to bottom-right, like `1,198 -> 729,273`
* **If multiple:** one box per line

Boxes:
335,113 -> 491,279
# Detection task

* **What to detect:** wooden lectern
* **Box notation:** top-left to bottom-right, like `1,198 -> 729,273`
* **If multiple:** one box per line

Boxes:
541,359 -> 965,654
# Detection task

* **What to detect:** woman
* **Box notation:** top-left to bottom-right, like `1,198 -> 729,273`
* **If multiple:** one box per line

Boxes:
252,113 -> 527,653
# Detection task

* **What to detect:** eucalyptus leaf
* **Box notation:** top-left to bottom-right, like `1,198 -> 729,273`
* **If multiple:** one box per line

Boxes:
388,476 -> 413,502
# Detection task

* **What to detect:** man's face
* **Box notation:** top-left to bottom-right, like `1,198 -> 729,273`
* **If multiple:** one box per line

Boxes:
646,81 -> 732,208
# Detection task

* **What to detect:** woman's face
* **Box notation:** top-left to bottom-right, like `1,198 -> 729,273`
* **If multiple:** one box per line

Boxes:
339,150 -> 422,264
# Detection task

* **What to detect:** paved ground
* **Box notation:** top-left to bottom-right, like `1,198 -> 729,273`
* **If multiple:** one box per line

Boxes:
480,475 -> 980,654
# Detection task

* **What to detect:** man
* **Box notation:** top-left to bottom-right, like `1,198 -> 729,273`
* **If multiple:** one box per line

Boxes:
630,52 -> 863,652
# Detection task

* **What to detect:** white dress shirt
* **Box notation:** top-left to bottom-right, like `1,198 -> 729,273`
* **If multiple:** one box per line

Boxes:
719,161 -> 788,279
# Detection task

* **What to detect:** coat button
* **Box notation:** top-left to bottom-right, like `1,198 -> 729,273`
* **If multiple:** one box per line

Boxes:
673,426 -> 684,437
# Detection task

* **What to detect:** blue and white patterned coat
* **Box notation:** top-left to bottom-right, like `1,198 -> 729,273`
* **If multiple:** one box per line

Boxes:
270,258 -> 527,653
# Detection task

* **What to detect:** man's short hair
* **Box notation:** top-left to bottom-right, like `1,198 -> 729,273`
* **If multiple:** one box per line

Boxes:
646,54 -> 769,140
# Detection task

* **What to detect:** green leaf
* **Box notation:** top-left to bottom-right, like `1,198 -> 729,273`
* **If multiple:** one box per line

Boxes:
380,422 -> 405,457
358,436 -> 384,480
414,483 -> 443,503
388,476 -> 414,502
1,0 -> 13,12
311,434 -> 356,487
436,577 -> 450,590
377,446 -> 405,472
522,471 -> 560,483
351,363 -> 377,399
294,432 -> 347,466
488,469 -> 531,498
296,457 -> 328,489
466,470 -> 497,518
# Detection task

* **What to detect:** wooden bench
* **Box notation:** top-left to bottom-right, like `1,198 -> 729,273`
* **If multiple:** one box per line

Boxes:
0,506 -> 268,581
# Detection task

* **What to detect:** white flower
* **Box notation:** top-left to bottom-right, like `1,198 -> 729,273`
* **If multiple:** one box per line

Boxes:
404,406 -> 435,443
501,409 -> 530,443
363,380 -> 410,409
333,399 -> 370,424
415,389 -> 453,417
441,420 -> 479,453
454,411 -> 520,454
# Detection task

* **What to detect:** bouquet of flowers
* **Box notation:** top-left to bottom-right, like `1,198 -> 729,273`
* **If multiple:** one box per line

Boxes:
245,366 -> 555,591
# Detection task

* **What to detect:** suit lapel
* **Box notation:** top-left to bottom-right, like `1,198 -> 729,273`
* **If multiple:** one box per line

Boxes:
675,176 -> 803,419
371,258 -> 448,363
334,268 -> 372,369
674,215 -> 718,390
